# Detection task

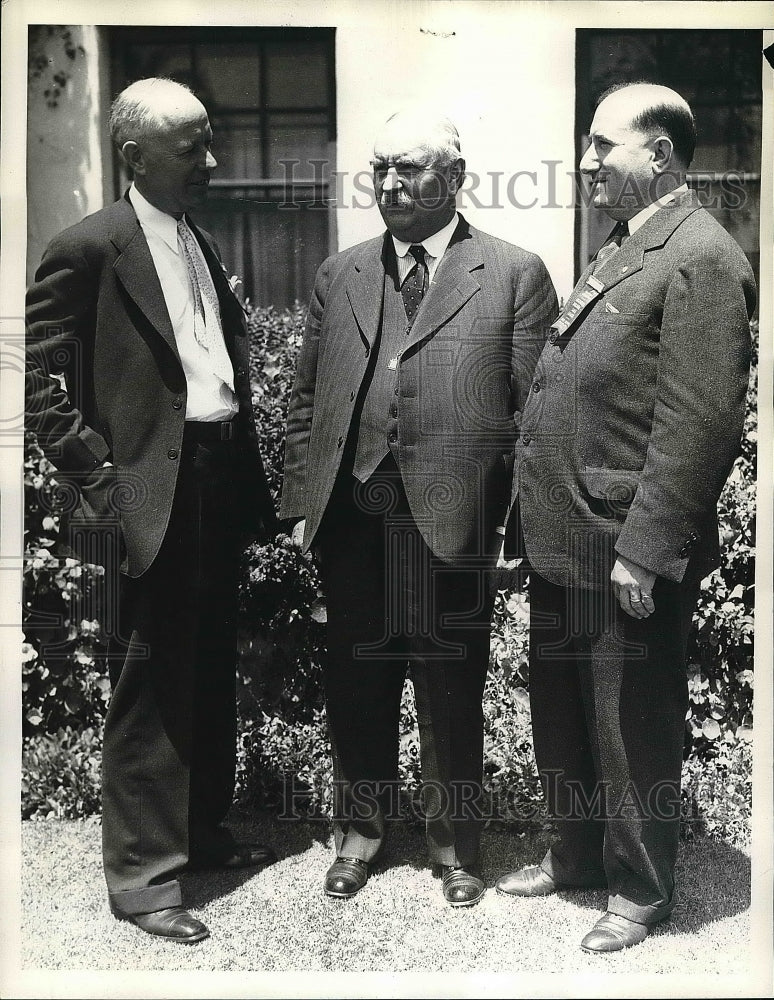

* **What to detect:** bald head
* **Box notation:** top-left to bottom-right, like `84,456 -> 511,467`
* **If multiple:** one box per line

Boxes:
597,83 -> 696,169
109,78 -> 207,149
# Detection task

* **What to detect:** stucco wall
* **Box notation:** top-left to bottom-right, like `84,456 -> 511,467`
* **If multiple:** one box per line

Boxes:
26,26 -> 111,284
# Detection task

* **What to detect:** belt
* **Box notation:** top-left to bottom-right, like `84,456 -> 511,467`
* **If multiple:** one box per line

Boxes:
183,418 -> 238,442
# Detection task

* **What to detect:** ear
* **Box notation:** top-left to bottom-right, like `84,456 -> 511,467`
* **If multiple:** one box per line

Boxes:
448,156 -> 466,194
120,140 -> 145,176
651,136 -> 674,174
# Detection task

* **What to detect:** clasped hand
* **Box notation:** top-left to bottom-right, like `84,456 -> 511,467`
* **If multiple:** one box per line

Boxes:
611,555 -> 656,619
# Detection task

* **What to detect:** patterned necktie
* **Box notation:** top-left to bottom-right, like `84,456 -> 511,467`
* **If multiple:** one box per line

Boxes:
177,218 -> 234,391
401,244 -> 428,327
593,220 -> 629,273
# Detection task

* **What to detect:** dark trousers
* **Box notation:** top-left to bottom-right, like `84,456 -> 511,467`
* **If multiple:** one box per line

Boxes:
316,456 -> 493,868
102,428 -> 243,916
528,570 -> 700,924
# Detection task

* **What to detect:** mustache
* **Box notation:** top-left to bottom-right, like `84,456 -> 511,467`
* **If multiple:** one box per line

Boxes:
379,192 -> 413,208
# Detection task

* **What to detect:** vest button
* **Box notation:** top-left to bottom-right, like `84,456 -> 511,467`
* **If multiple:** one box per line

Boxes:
172,397 -> 183,410
168,449 -> 178,460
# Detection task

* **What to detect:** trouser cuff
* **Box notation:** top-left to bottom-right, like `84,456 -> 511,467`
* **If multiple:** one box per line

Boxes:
108,879 -> 182,916
607,891 -> 675,925
540,848 -> 607,888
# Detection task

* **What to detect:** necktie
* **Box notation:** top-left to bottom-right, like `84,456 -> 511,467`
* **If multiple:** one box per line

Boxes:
593,221 -> 629,273
177,219 -> 235,391
401,244 -> 428,327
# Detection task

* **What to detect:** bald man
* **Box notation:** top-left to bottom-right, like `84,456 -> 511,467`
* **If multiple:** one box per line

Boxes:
497,84 -> 755,952
281,110 -> 557,904
26,78 -> 277,942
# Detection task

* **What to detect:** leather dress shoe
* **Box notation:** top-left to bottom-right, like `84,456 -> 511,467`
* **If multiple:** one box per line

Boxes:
495,864 -> 558,897
580,912 -> 650,953
442,866 -> 485,907
324,857 -> 369,898
129,906 -> 210,943
188,842 -> 277,871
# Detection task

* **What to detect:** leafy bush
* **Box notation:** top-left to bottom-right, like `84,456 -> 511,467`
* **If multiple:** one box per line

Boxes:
22,725 -> 103,819
21,307 -> 757,847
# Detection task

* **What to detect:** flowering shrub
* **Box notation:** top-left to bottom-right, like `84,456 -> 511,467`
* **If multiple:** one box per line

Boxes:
21,308 -> 757,846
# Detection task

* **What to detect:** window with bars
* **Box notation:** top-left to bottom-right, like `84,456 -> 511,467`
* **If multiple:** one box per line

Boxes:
110,26 -> 336,308
575,29 -> 762,294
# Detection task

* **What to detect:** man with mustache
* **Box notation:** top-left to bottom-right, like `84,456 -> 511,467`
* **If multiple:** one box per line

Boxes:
497,83 -> 755,952
26,78 -> 277,943
281,109 -> 557,904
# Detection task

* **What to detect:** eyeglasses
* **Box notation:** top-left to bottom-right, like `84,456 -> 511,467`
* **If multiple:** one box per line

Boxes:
370,161 -> 434,182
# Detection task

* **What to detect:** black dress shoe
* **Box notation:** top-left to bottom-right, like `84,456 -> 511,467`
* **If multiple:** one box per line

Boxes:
495,864 -> 558,897
442,866 -> 485,907
129,906 -> 210,943
580,912 -> 650,953
324,857 -> 369,898
188,842 -> 277,871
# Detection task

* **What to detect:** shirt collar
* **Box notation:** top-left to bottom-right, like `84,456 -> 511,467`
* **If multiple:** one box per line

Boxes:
128,183 -> 182,253
627,182 -> 689,236
391,211 -> 460,260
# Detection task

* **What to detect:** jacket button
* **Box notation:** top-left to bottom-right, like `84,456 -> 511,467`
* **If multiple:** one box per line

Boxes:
394,385 -> 399,395
337,436 -> 344,448
236,367 -> 246,379
549,332 -> 558,344
172,397 -> 183,410
168,449 -> 178,460
532,381 -> 541,393
521,433 -> 531,445
388,432 -> 397,443
679,545 -> 688,558
390,405 -> 398,417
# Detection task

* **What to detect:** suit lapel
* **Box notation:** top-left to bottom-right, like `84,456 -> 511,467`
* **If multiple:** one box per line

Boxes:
110,199 -> 180,362
593,192 -> 702,292
403,220 -> 482,353
346,237 -> 387,348
557,192 -> 703,339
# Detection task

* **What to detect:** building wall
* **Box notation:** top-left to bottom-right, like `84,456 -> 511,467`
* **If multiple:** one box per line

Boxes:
26,6 -> 580,300
26,26 -> 112,284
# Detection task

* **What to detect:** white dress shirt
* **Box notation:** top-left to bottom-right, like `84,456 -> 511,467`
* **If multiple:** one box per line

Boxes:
128,184 -> 237,420
392,212 -> 460,286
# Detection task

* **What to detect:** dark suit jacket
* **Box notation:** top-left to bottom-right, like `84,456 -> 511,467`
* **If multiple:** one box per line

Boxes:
515,191 -> 755,590
281,216 -> 558,564
26,194 -> 275,578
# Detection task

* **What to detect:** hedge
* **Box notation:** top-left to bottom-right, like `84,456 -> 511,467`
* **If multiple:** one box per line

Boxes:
22,305 -> 757,847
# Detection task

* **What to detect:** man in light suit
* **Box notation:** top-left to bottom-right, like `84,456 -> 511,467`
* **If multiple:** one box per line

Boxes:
281,109 -> 557,905
26,78 -> 277,943
497,84 -> 755,952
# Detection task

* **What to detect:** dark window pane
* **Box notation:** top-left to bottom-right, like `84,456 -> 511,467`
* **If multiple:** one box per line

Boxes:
266,42 -> 329,108
196,44 -> 261,109
266,114 -> 330,180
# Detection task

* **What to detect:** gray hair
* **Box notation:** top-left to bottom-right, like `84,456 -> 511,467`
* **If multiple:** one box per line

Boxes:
109,77 -> 198,148
383,109 -> 462,167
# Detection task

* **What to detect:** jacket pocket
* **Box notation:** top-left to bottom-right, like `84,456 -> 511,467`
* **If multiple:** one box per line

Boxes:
583,467 -> 640,519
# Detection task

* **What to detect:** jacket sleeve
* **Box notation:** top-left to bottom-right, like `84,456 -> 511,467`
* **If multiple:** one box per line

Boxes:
25,235 -> 111,477
614,245 -> 754,581
279,256 -> 330,519
510,253 -> 559,420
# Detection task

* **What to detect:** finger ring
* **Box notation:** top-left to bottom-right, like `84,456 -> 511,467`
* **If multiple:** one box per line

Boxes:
631,597 -> 642,604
